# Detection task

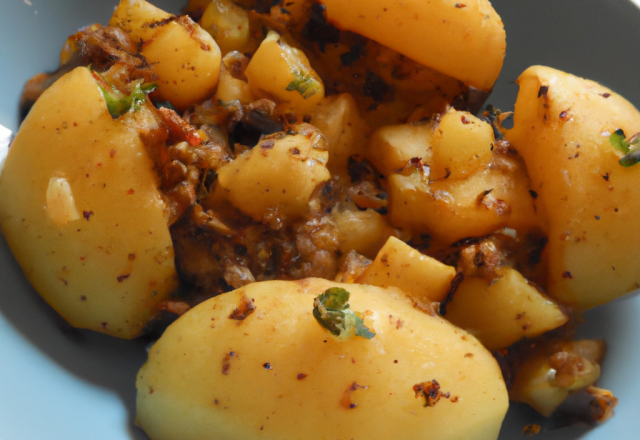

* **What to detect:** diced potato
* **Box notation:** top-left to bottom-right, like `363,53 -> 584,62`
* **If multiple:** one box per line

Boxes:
216,124 -> 330,223
215,59 -> 253,104
388,162 -> 538,245
510,340 -> 604,416
430,108 -> 494,181
308,93 -> 368,178
444,268 -> 568,351
199,0 -> 250,53
319,0 -> 505,91
136,278 -> 508,440
109,0 -> 172,42
245,30 -> 324,115
330,204 -> 396,259
0,67 -> 177,338
356,236 -> 456,304
366,122 -> 434,177
111,0 -> 222,112
506,66 -> 640,308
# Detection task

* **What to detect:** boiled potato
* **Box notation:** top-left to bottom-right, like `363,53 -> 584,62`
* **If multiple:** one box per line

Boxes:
366,121 -> 434,177
245,30 -> 324,115
0,67 -> 177,338
506,66 -> 640,309
319,0 -> 505,91
330,204 -> 396,259
444,267 -> 569,351
308,93 -> 368,178
136,278 -> 508,440
216,124 -> 330,223
356,236 -> 456,304
199,0 -> 250,53
111,0 -> 222,112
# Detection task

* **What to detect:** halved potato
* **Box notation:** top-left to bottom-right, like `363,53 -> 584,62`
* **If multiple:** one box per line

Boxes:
506,66 -> 640,308
319,0 -> 505,91
136,278 -> 508,440
0,67 -> 177,338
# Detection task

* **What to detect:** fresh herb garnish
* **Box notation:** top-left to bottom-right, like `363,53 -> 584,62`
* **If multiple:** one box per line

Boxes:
610,129 -> 640,167
312,287 -> 376,339
92,68 -> 157,118
286,73 -> 321,99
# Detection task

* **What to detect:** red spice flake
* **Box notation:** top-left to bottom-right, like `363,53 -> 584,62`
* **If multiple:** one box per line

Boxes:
290,147 -> 301,155
73,122 -> 78,127
602,172 -> 610,181
101,322 -> 108,330
261,141 -> 275,150
595,215 -> 601,220
464,353 -> 474,358
158,106 -> 202,146
297,373 -> 308,380
83,211 -> 94,221
127,188 -> 135,195
222,351 -> 237,375
562,271 -> 573,279
455,3 -> 466,8
413,380 -> 451,407
228,294 -> 256,320
529,190 -> 538,199
522,424 -> 541,435
559,110 -> 570,120
80,295 -> 87,301
59,278 -> 68,286
128,253 -> 136,260
80,256 -> 86,261
394,360 -> 399,364
460,115 -> 470,124
109,149 -> 116,158
263,362 -> 272,370
341,381 -> 368,409
450,396 -> 459,403
148,388 -> 154,395
117,274 -> 131,282
601,93 -> 611,98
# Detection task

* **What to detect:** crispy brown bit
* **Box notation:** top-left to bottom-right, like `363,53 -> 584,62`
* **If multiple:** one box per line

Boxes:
222,351 -> 237,375
228,294 -> 256,320
158,107 -> 202,146
340,381 -> 368,409
413,380 -> 450,407
117,274 -> 130,282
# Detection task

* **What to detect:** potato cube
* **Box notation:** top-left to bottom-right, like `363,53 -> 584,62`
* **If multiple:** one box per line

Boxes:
330,205 -> 396,259
366,122 -> 434,177
199,0 -> 250,53
356,236 -> 456,304
216,124 -> 330,222
245,30 -> 324,115
444,268 -> 569,351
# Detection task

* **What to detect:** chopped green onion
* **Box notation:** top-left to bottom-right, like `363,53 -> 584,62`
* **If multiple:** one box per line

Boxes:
313,287 -> 376,340
611,129 -> 640,167
286,73 -> 321,99
610,129 -> 630,154
92,69 -> 157,118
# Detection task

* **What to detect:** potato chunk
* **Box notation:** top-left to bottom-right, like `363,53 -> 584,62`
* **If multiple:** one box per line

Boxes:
216,125 -> 330,223
136,278 -> 508,440
356,236 -> 456,304
0,67 -> 177,338
111,0 -> 222,112
444,268 -> 569,350
245,30 -> 324,114
319,0 -> 505,91
506,66 -> 640,308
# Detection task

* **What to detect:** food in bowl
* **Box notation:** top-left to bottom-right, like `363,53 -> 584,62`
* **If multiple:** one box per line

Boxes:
1,0 -> 637,437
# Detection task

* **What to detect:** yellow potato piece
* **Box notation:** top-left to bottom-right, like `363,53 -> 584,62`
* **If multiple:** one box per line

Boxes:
110,0 -> 173,42
366,122 -> 434,177
216,125 -> 330,222
136,278 -> 508,440
320,0 -> 505,91
357,236 -> 456,304
507,66 -> 640,309
0,67 -> 177,338
444,268 -> 569,351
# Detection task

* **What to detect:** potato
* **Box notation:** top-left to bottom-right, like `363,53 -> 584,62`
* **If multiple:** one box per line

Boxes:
319,0 -> 505,91
388,162 -> 538,245
245,30 -> 324,115
215,58 -> 253,105
216,124 -> 330,223
111,0 -> 222,112
366,121 -> 434,177
308,93 -> 368,178
0,67 -> 177,338
330,205 -> 396,259
444,268 -> 569,351
430,108 -> 494,181
356,236 -> 456,304
199,0 -> 250,53
506,66 -> 640,308
136,278 -> 508,440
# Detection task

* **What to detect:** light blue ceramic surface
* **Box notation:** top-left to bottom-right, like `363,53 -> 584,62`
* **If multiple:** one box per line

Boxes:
0,1 -> 639,439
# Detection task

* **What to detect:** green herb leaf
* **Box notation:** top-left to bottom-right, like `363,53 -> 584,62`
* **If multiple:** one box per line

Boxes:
286,73 -> 320,99
94,71 -> 157,118
610,129 -> 630,154
313,287 -> 375,340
